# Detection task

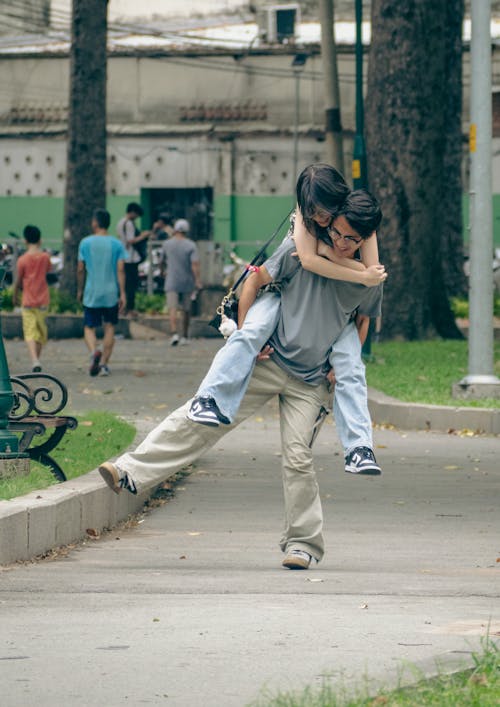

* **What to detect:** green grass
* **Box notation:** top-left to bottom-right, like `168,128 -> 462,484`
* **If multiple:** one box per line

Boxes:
365,339 -> 500,409
251,638 -> 500,706
0,411 -> 135,500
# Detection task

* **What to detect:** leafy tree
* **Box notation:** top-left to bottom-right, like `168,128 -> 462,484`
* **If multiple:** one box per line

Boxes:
365,0 -> 466,339
60,0 -> 108,297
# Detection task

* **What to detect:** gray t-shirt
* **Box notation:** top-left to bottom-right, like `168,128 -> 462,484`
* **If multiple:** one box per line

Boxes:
163,237 -> 199,293
264,238 -> 383,385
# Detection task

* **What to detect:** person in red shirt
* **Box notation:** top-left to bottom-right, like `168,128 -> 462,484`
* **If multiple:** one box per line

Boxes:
12,225 -> 52,372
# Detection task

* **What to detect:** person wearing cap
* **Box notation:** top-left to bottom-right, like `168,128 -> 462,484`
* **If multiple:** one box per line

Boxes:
163,218 -> 202,345
116,201 -> 150,317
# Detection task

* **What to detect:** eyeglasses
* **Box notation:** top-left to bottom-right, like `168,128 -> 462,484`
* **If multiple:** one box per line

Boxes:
328,225 -> 362,245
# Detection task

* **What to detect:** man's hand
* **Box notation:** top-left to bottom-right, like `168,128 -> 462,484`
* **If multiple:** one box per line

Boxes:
363,264 -> 387,287
118,293 -> 126,312
256,344 -> 274,361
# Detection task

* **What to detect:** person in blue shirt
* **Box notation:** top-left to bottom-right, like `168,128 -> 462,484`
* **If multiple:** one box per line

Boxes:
77,208 -> 127,377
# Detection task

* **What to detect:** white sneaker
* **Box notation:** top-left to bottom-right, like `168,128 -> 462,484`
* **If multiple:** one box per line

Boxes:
179,337 -> 189,346
282,549 -> 313,570
170,334 -> 180,346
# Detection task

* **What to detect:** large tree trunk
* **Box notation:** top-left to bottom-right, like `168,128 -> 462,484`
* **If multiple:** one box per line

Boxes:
365,0 -> 466,340
60,0 -> 107,297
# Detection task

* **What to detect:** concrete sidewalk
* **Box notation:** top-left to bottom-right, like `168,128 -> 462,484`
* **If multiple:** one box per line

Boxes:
0,332 -> 499,705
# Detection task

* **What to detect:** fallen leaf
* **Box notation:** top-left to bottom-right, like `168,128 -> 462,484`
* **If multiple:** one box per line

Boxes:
359,603 -> 368,609
444,465 -> 459,470
188,532 -> 201,536
154,404 -> 168,409
133,370 -> 146,377
153,618 -> 160,622
179,555 -> 186,560
306,578 -> 324,583
86,528 -> 99,538
79,420 -> 94,427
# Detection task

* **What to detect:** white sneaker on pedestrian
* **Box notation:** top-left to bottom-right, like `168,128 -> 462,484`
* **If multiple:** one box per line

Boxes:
179,337 -> 189,346
170,334 -> 180,346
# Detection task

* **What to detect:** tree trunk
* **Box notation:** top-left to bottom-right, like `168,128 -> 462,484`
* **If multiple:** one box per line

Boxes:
365,0 -> 466,340
60,0 -> 108,298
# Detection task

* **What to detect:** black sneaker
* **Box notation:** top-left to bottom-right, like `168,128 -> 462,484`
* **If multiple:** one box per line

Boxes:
187,396 -> 230,426
89,350 -> 102,376
345,446 -> 382,475
99,462 -> 137,495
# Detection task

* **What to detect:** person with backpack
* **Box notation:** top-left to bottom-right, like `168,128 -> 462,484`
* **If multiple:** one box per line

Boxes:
116,202 -> 150,317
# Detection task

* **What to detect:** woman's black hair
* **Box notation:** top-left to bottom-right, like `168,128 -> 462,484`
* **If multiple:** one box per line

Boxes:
296,163 -> 350,241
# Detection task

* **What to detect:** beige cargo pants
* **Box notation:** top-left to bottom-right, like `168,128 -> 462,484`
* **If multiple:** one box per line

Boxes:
116,358 -> 331,561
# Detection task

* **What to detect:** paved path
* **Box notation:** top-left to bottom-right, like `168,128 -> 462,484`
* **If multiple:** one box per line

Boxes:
1,333 -> 499,706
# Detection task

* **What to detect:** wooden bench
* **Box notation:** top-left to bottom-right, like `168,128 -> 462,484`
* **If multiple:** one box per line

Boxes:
8,373 -> 78,482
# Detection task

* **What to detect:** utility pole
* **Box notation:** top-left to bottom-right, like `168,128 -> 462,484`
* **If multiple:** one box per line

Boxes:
319,0 -> 344,172
454,0 -> 500,399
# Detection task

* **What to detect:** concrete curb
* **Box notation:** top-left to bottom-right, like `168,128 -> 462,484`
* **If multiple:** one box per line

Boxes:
0,467 -> 169,565
368,387 -> 500,435
1,390 -> 498,566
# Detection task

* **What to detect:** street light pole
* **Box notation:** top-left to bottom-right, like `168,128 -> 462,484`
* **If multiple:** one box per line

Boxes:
292,53 -> 308,194
352,0 -> 367,189
454,0 -> 500,399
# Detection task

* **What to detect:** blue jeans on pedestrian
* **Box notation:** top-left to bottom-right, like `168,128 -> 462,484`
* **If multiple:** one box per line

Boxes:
196,291 -> 281,422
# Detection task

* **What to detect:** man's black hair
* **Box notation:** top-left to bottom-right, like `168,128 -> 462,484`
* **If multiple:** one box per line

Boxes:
336,189 -> 382,240
126,202 -> 144,217
23,225 -> 41,244
93,208 -> 111,229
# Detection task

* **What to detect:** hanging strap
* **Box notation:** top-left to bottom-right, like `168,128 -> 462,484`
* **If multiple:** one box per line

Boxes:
230,207 -> 295,295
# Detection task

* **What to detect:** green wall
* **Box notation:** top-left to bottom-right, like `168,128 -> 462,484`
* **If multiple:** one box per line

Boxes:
0,195 -> 138,251
462,194 -> 500,248
0,196 -> 64,251
2,193 -> 500,256
213,193 -> 294,260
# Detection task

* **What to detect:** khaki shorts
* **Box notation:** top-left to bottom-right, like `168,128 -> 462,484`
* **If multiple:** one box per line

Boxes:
166,291 -> 193,312
22,307 -> 48,344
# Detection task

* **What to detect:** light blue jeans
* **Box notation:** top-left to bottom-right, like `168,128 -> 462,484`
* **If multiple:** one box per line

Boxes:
197,293 -> 373,456
196,291 -> 281,422
329,321 -> 373,455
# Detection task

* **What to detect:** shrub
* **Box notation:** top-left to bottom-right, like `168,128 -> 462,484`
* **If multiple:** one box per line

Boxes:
48,287 -> 82,314
135,292 -> 165,314
451,296 -> 500,319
